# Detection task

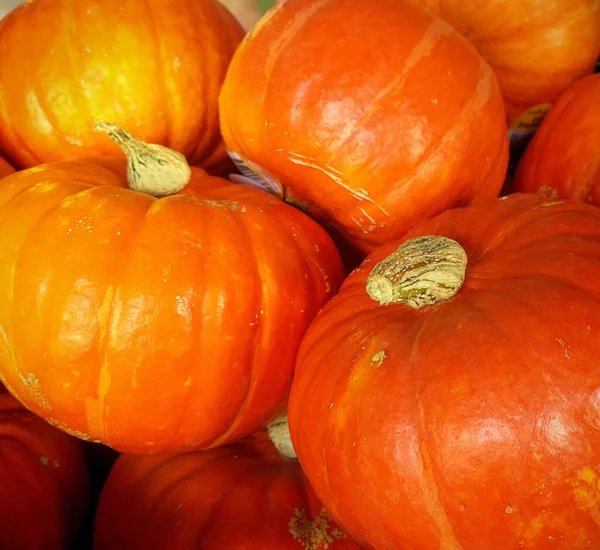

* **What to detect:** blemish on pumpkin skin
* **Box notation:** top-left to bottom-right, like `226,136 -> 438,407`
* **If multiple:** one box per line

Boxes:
371,350 -> 386,366
288,507 -> 346,549
39,456 -> 49,466
20,373 -> 52,410
570,467 -> 600,527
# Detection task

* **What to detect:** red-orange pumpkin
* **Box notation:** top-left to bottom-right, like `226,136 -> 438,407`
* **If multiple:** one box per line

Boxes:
93,425 -> 359,550
513,73 -> 600,205
288,193 -> 600,549
0,391 -> 90,549
219,0 -> 508,258
416,0 -> 600,125
0,124 -> 344,454
0,0 -> 244,174
0,155 -> 14,178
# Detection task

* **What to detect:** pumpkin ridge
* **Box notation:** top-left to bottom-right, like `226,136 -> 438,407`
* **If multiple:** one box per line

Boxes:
329,18 -> 453,161
410,312 -> 464,549
143,0 -> 172,150
88,192 -> 156,446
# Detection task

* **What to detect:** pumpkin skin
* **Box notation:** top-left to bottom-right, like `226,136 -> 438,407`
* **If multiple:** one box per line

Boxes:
513,73 -> 600,206
0,0 -> 244,173
0,155 -> 14,178
416,0 -> 600,125
0,391 -> 90,550
288,193 -> 600,549
0,154 -> 344,454
219,0 -> 509,257
93,431 -> 359,550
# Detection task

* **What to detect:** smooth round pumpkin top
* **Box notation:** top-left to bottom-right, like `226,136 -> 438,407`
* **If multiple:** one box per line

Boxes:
0,135 -> 344,453
289,193 -> 600,549
418,0 -> 600,123
513,73 -> 600,206
219,0 -> 508,256
0,0 -> 244,172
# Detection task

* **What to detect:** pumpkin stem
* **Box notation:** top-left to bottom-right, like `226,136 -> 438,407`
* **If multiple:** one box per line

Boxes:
93,121 -> 191,196
267,412 -> 297,460
366,235 -> 468,309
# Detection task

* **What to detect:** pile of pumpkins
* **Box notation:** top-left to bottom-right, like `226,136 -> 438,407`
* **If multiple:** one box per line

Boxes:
0,0 -> 599,548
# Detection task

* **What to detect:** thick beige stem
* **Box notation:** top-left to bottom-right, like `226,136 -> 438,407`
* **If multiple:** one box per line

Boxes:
267,412 -> 297,460
93,122 -> 191,196
366,235 -> 468,309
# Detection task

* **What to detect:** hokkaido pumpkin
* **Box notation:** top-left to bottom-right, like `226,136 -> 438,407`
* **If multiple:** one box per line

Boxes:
0,123 -> 344,454
288,193 -> 600,549
219,0 -> 508,257
416,0 -> 600,126
0,0 -> 244,173
0,391 -> 90,550
513,73 -> 600,206
93,421 -> 358,550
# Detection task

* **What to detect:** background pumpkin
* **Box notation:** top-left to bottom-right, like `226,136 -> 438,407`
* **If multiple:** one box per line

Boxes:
415,0 -> 600,125
93,425 -> 359,550
288,193 -> 600,549
0,0 -> 244,174
0,124 -> 344,454
219,0 -> 508,260
513,73 -> 600,206
0,155 -> 14,178
0,391 -> 90,550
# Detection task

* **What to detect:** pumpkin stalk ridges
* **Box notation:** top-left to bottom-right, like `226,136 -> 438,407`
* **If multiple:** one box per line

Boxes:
94,121 -> 192,196
366,235 -> 468,309
267,412 -> 297,460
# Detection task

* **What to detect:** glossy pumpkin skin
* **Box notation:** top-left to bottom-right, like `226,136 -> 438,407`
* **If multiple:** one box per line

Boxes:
0,0 -> 244,173
0,157 -> 344,454
289,194 -> 600,549
417,0 -> 600,124
94,432 -> 358,550
0,392 -> 90,550
513,73 -> 600,206
219,0 -> 508,256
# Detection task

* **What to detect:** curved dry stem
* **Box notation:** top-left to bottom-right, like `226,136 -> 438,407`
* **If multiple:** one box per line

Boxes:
366,235 -> 468,309
94,121 -> 191,196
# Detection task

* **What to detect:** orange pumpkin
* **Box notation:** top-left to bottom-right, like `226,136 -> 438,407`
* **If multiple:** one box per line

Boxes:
416,0 -> 600,125
513,73 -> 600,205
93,423 -> 359,549
0,0 -> 244,174
0,155 -> 14,178
0,391 -> 89,549
0,123 -> 344,454
219,0 -> 508,258
288,193 -> 600,549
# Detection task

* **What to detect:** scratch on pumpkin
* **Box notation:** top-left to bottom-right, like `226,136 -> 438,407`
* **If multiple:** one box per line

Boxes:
570,467 -> 600,527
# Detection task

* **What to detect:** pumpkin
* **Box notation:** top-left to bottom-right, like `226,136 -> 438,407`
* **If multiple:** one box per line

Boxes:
0,155 -> 14,178
416,0 -> 600,126
287,193 -> 600,549
0,123 -> 344,454
513,73 -> 600,206
93,419 -> 359,550
0,391 -> 90,550
219,0 -> 508,258
0,0 -> 244,174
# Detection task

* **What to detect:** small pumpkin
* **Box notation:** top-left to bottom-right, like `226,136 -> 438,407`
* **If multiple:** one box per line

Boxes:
416,0 -> 600,125
0,0 -> 244,174
288,193 -> 600,549
219,0 -> 508,258
0,391 -> 90,550
93,419 -> 358,550
513,73 -> 600,205
0,123 -> 344,454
